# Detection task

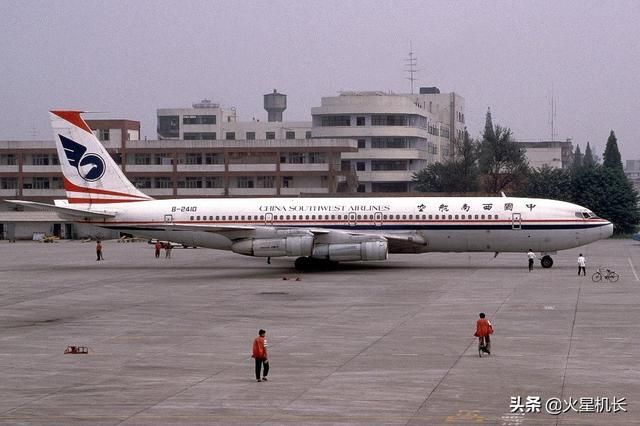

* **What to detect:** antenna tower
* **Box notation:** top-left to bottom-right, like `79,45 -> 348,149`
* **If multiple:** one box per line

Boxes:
405,42 -> 419,94
549,86 -> 557,141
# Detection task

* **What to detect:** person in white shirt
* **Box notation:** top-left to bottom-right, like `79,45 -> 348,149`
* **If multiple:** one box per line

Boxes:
578,254 -> 586,276
527,249 -> 536,272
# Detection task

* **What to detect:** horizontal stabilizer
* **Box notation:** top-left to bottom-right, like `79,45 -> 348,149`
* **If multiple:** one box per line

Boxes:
4,200 -> 116,219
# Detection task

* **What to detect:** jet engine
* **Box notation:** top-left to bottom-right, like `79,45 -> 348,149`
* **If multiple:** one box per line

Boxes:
231,236 -> 314,257
311,241 -> 388,262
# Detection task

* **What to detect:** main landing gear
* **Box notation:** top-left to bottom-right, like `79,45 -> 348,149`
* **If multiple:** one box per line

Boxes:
294,256 -> 337,271
540,255 -> 554,269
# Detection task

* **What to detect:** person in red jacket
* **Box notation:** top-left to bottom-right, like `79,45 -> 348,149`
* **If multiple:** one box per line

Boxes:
252,329 -> 269,382
474,313 -> 493,356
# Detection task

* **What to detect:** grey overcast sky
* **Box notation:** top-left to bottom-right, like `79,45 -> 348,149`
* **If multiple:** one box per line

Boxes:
1,0 -> 638,160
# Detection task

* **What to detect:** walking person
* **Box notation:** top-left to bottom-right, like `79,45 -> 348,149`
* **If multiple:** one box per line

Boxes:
96,240 -> 104,261
527,249 -> 536,272
154,241 -> 162,258
165,244 -> 172,259
474,313 -> 493,356
252,329 -> 269,382
578,253 -> 586,276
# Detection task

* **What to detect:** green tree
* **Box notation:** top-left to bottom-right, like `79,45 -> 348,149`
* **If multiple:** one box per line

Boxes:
414,128 -> 479,193
573,144 -> 583,169
603,130 -> 623,171
571,165 -> 640,234
526,165 -> 573,201
477,109 -> 529,194
452,128 -> 479,192
583,142 -> 595,167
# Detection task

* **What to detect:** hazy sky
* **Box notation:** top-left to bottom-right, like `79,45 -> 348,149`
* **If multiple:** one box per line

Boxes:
1,0 -> 638,160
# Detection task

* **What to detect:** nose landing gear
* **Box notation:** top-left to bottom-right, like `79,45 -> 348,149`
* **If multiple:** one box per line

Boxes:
540,255 -> 554,268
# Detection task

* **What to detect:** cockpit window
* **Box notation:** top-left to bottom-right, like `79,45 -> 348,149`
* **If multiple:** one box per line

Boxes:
575,211 -> 597,219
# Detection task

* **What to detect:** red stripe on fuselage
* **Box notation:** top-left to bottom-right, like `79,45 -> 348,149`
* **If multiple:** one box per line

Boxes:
64,178 -> 149,199
51,110 -> 93,134
67,197 -> 146,204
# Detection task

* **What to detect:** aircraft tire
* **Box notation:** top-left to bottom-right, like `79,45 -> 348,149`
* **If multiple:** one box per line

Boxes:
540,255 -> 554,269
294,256 -> 312,271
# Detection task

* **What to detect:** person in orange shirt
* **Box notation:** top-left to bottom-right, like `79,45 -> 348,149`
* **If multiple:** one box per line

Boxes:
96,240 -> 104,261
252,329 -> 269,382
474,313 -> 493,356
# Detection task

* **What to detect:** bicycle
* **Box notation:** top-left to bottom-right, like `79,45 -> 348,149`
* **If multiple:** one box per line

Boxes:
592,267 -> 619,283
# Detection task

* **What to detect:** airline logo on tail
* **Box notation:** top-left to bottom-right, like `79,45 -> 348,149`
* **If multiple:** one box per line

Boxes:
60,135 -> 106,181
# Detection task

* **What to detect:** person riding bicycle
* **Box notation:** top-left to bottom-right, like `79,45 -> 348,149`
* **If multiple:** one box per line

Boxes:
474,313 -> 494,355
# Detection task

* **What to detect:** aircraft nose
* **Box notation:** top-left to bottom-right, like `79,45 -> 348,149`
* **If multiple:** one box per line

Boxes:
603,222 -> 614,239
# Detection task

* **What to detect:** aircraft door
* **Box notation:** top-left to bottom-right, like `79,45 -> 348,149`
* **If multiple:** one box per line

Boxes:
164,214 -> 174,223
511,213 -> 522,230
374,212 -> 383,227
348,212 -> 357,227
264,213 -> 274,225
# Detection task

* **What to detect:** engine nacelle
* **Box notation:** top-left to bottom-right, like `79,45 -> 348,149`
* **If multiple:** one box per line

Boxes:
231,236 -> 314,257
311,241 -> 388,262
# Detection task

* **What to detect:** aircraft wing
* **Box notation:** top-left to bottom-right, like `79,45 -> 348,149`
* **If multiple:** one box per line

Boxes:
3,200 -> 116,219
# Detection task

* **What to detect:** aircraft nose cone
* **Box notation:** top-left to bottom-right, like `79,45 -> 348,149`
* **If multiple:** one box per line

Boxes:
603,222 -> 614,238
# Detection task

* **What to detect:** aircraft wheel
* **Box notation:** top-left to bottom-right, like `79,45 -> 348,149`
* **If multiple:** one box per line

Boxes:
294,256 -> 311,271
540,255 -> 554,269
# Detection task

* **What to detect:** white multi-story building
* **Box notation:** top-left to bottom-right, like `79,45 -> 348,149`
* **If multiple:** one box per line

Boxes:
311,88 -> 466,192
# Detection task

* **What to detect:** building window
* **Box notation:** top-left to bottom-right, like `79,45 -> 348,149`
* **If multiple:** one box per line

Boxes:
155,177 -> 172,188
31,154 -> 50,165
32,177 -> 50,189
184,177 -> 203,188
184,132 -> 216,140
356,116 -> 365,126
371,160 -> 407,171
205,153 -> 222,164
158,115 -> 179,139
132,177 -> 151,189
154,153 -> 172,165
305,131 -> 312,139
356,162 -> 366,171
357,184 -> 366,192
257,176 -> 275,188
185,153 -> 202,164
99,129 -> 110,141
225,132 -> 235,140
266,131 -> 276,140
246,132 -> 255,140
205,177 -> 223,188
237,176 -> 254,188
371,137 -> 408,149
357,139 -> 366,149
183,115 -> 216,125
309,152 -> 323,164
282,176 -> 293,188
0,154 -> 16,165
286,131 -> 295,139
321,115 -> 351,126
134,154 -> 151,165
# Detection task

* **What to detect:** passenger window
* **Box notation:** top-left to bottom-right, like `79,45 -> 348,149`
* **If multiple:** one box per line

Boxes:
260,215 -> 264,220
429,215 -> 433,220
481,215 -> 485,219
196,216 -> 200,220
475,215 -> 479,219
455,215 -> 459,220
190,216 -> 194,221
312,215 -> 316,220
331,215 -> 336,220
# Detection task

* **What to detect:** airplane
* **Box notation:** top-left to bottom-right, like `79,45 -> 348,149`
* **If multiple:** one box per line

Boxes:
6,110 -> 614,270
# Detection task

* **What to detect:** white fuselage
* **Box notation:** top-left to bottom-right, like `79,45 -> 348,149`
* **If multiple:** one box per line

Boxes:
78,196 -> 613,254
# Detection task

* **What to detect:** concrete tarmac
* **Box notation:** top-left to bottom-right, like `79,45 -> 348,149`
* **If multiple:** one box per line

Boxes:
0,238 -> 639,425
